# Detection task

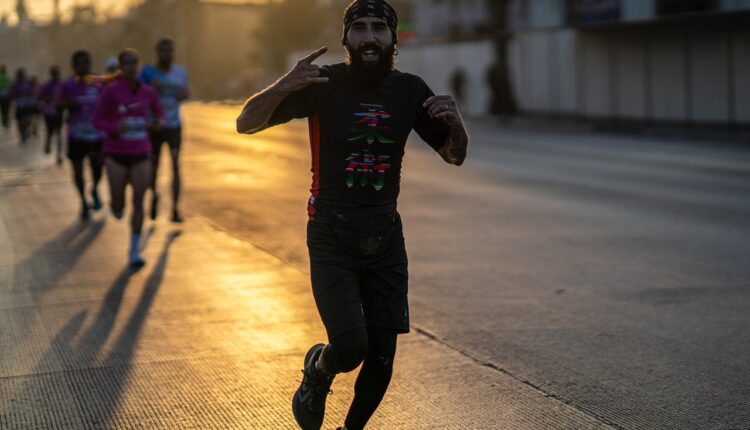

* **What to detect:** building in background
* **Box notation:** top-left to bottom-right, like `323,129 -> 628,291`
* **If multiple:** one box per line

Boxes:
324,0 -> 750,128
507,0 -> 750,128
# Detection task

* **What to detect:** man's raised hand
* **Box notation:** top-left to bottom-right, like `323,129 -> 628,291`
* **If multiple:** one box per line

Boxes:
276,46 -> 330,93
423,95 -> 462,128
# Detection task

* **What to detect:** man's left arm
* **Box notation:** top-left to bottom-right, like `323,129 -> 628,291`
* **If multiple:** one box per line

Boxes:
423,95 -> 469,166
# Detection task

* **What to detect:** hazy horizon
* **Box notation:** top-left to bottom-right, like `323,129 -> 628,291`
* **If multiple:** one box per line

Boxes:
0,0 -> 266,25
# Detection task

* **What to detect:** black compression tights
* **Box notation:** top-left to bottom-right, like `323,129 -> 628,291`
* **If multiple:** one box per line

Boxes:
318,327 -> 398,430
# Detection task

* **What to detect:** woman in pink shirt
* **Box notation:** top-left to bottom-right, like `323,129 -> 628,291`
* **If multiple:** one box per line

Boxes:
94,49 -> 164,268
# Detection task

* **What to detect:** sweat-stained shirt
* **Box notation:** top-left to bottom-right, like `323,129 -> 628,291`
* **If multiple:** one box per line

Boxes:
267,63 -> 450,219
93,77 -> 164,155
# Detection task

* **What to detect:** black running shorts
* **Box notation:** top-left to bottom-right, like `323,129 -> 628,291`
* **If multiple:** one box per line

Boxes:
67,139 -> 103,161
44,114 -> 62,132
307,206 -> 410,340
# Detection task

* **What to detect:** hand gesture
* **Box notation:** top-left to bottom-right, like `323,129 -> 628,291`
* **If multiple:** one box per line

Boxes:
424,95 -> 463,128
275,47 -> 330,93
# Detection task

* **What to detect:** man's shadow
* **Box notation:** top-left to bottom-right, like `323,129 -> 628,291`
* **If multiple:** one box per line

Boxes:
0,230 -> 182,426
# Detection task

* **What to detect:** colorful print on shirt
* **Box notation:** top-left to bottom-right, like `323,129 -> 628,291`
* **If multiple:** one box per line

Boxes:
345,103 -> 393,191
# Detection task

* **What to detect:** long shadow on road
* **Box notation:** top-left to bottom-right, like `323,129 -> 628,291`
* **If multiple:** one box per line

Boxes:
0,231 -> 181,428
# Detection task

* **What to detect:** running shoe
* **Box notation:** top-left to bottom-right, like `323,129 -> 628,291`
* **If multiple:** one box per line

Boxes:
129,255 -> 145,269
292,343 -> 333,430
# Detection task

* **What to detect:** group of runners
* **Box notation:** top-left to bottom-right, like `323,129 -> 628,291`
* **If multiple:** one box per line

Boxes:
0,39 -> 190,268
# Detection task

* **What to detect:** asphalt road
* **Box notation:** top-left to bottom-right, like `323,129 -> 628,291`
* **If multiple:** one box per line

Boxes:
180,104 -> 750,430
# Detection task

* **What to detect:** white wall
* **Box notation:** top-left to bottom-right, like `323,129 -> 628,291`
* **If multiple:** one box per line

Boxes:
733,30 -> 750,122
507,26 -> 750,124
396,40 -> 494,117
615,34 -> 646,119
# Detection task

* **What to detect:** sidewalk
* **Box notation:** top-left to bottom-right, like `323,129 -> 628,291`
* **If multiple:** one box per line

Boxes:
0,129 -> 611,429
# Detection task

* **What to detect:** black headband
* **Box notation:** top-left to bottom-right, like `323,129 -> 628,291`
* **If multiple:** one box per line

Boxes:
342,0 -> 398,45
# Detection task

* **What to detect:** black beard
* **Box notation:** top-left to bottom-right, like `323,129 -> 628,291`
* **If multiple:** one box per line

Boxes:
345,43 -> 395,88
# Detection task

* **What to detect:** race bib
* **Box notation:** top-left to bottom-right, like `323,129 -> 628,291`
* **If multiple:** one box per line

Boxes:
72,124 -> 102,141
119,117 -> 148,141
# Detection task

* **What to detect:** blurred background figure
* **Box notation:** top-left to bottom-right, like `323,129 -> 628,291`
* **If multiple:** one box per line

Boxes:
450,67 -> 466,109
38,65 -> 63,163
57,50 -> 106,220
104,56 -> 119,75
28,74 -> 40,138
141,38 -> 190,223
0,65 -> 11,129
9,67 -> 36,144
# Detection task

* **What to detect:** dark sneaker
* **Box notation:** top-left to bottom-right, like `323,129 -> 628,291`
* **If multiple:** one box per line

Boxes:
129,253 -> 146,269
150,194 -> 159,220
292,343 -> 333,430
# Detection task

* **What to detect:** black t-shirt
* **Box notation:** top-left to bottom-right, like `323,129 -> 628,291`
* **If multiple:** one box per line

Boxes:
268,63 -> 449,217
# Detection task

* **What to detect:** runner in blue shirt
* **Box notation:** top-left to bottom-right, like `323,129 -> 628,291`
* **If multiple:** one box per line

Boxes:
141,38 -> 190,223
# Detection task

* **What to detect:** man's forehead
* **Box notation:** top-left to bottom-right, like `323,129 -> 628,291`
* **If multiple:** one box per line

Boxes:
351,16 -> 387,25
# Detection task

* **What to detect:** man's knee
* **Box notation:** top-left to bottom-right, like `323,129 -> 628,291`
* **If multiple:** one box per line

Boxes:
365,327 -> 398,368
325,328 -> 369,374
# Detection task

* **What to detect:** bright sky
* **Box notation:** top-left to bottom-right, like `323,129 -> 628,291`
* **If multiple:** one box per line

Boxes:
0,0 -> 267,24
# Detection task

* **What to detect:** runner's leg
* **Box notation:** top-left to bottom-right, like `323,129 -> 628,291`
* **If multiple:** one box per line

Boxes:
17,114 -> 30,143
44,117 -> 53,154
104,157 -> 127,218
88,151 -> 103,210
169,143 -> 182,222
343,328 -> 398,430
128,158 -> 152,265
318,327 -> 369,375
149,135 -> 162,220
70,157 -> 89,219
130,159 -> 151,235
0,99 -> 9,128
54,120 -> 63,164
